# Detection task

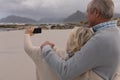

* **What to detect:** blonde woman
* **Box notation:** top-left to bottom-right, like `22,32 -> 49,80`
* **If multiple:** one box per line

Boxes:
24,27 -> 104,80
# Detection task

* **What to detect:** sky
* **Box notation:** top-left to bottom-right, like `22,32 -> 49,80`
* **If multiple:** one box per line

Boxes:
0,0 -> 120,20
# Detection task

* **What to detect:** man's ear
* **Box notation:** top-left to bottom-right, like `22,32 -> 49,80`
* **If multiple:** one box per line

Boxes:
94,9 -> 101,18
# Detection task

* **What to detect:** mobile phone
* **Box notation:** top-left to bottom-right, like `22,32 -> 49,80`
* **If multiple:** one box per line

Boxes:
33,27 -> 42,34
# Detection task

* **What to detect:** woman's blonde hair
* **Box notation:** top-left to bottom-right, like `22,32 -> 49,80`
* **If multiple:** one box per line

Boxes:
66,27 -> 93,56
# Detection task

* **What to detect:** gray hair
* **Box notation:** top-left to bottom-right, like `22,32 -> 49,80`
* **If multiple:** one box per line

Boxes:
89,0 -> 114,19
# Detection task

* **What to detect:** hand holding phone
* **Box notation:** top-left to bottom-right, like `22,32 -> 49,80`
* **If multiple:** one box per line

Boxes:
25,27 -> 34,36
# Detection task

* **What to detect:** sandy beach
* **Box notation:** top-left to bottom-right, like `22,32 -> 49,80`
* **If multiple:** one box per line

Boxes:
0,29 -> 71,80
0,29 -> 120,80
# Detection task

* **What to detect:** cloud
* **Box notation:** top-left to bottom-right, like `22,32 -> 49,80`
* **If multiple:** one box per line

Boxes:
114,0 -> 120,13
0,0 -> 119,20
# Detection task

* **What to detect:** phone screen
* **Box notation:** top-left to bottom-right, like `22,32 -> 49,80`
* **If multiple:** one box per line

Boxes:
33,28 -> 42,34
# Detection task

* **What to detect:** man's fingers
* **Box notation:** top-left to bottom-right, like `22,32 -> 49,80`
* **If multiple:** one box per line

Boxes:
40,41 -> 55,49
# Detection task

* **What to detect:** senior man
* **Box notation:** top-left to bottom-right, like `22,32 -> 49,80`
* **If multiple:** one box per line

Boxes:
41,0 -> 120,80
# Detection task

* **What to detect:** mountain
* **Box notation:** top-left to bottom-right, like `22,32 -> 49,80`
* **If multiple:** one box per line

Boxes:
0,15 -> 37,23
38,17 -> 64,24
64,10 -> 120,23
113,13 -> 120,18
0,12 -> 119,24
64,10 -> 87,23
